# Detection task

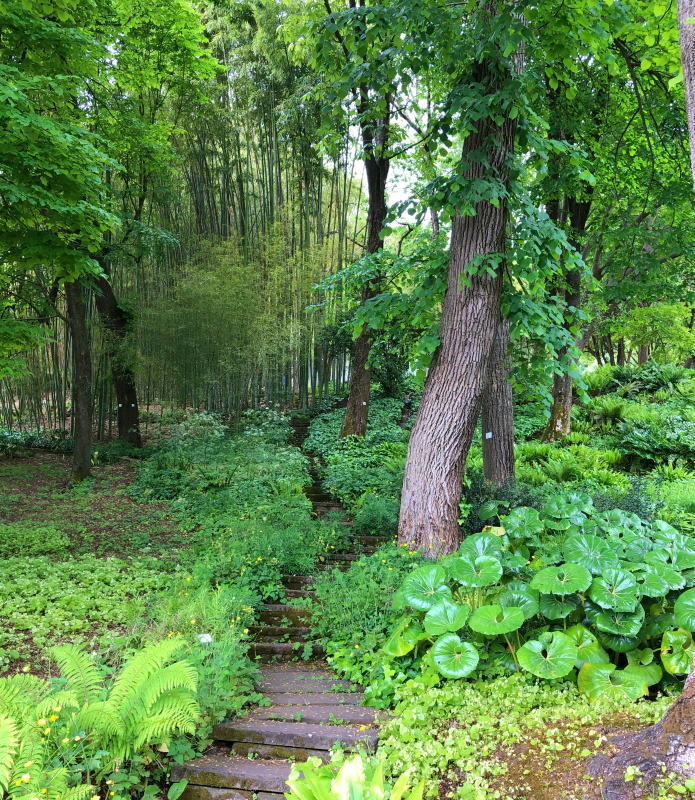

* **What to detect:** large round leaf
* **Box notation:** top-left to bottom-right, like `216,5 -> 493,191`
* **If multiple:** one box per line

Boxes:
424,599 -> 471,636
498,581 -> 539,620
432,634 -> 479,678
596,631 -> 641,653
562,534 -> 619,575
642,563 -> 684,592
469,604 -> 524,636
588,568 -> 639,611
449,553 -> 502,588
402,565 -> 451,611
517,632 -> 577,679
459,532 -> 503,558
642,612 -> 676,638
577,663 -> 648,702
530,563 -> 591,596
564,624 -> 610,668
661,628 -> 695,675
539,593 -> 580,620
674,587 -> 695,630
595,606 -> 645,637
383,619 -> 426,657
624,663 -> 662,687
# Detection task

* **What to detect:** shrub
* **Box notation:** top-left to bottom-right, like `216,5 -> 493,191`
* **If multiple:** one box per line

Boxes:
383,494 -> 695,700
352,494 -> 400,537
583,365 -> 616,396
616,417 -> 695,465
0,523 -> 70,558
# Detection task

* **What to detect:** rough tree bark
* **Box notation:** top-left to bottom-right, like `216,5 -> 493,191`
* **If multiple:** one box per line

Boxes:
94,274 -> 142,446
65,282 -> 93,480
340,138 -> 390,437
586,5 -> 695,795
587,669 -> 695,799
482,318 -> 515,486
398,53 -> 518,556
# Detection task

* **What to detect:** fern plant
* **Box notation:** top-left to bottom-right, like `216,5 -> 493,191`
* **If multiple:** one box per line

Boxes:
0,639 -> 200,799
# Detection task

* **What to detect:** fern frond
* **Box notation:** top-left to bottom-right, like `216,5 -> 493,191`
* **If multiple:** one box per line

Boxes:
147,690 -> 200,726
0,675 -> 45,715
0,713 -> 19,794
50,645 -> 103,703
62,783 -> 95,800
108,639 -> 185,712
138,661 -> 198,717
74,701 -> 125,741
132,712 -> 197,751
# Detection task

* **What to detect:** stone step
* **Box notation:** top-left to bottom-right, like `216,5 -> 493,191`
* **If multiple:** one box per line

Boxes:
261,691 -> 364,706
249,641 -> 325,662
283,588 -> 316,599
230,742 -> 330,762
249,704 -> 379,725
282,575 -> 315,589
356,535 -> 392,547
248,625 -> 311,639
316,562 -> 350,572
180,785 -> 282,800
322,553 -> 359,563
259,674 -> 356,693
306,491 -> 333,503
212,719 -> 378,752
259,605 -> 310,625
172,753 -> 291,794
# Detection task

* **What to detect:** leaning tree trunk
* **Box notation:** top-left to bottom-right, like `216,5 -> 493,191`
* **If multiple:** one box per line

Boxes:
65,281 -> 92,480
340,150 -> 389,438
587,668 -> 695,799
482,318 -> 515,486
398,55 -> 518,555
94,275 -> 141,446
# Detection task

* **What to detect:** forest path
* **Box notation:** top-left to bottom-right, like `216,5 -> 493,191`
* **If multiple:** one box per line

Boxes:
171,417 -> 389,799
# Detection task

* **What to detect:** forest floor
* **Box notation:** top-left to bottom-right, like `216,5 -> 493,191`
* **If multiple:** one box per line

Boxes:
0,451 -> 189,560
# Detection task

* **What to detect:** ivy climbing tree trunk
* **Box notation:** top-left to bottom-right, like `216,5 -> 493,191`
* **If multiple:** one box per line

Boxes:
94,274 -> 142,446
65,281 -> 92,480
339,123 -> 390,437
482,318 -> 515,486
398,53 -> 518,556
543,196 -> 591,441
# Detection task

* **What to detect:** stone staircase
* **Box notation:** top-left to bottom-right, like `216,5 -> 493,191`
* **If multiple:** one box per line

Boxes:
171,415 -> 390,800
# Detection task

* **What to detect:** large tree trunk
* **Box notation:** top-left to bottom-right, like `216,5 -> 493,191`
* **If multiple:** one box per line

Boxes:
587,669 -> 695,799
482,318 -> 515,486
340,150 -> 389,438
94,275 -> 141,446
680,0 -> 695,189
398,54 -> 517,555
65,282 -> 92,480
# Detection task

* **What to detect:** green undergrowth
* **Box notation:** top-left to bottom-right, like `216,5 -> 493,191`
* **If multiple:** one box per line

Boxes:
378,673 -> 672,799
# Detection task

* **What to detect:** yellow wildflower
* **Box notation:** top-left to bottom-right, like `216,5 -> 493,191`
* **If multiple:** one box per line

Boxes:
49,715 -> 59,722
21,774 -> 31,783
37,719 -> 46,726
42,728 -> 51,736
61,738 -> 70,744
52,706 -> 61,713
243,628 -> 249,634
189,619 -> 197,625
24,762 -> 33,768
73,735 -> 81,742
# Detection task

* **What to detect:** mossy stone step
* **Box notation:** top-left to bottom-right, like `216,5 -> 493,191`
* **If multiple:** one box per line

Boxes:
230,742 -> 330,762
322,553 -> 359,563
212,719 -> 378,752
249,641 -> 325,662
248,625 -> 311,639
250,704 -> 379,725
283,588 -> 315,599
180,786 -> 282,800
259,673 -> 356,693
260,691 -> 364,706
357,535 -> 393,547
282,575 -> 315,589
259,605 -> 310,624
172,753 -> 290,793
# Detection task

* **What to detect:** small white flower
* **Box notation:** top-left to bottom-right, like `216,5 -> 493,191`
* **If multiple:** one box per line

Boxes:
197,633 -> 213,644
